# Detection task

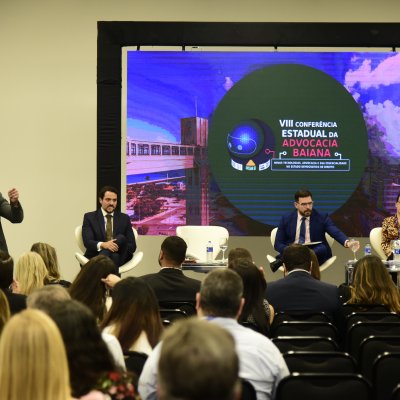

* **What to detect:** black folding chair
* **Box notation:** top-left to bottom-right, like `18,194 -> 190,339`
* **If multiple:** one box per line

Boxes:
346,322 -> 400,359
342,303 -> 390,315
273,311 -> 332,325
283,351 -> 356,373
276,373 -> 372,400
271,321 -> 338,343
159,308 -> 188,323
392,383 -> 400,400
272,336 -> 338,353
158,301 -> 197,316
241,379 -> 257,400
358,336 -> 400,381
124,351 -> 148,377
345,312 -> 400,332
373,352 -> 400,400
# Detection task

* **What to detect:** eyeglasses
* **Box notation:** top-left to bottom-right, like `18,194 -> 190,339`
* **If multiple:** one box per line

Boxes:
297,201 -> 313,207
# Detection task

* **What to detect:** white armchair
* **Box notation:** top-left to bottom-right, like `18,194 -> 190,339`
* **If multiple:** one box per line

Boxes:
176,225 -> 229,262
74,225 -> 143,274
369,227 -> 386,260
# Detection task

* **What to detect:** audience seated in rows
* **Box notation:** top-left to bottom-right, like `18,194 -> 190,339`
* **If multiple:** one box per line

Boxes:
265,244 -> 341,321
101,277 -> 163,355
31,242 -> 71,288
140,236 -> 201,304
229,257 -> 274,335
0,309 -> 72,400
139,268 -> 289,400
27,285 -> 126,372
0,250 -> 26,314
343,255 -> 400,314
69,255 -> 116,323
47,299 -> 137,399
14,251 -> 48,295
158,318 -> 241,400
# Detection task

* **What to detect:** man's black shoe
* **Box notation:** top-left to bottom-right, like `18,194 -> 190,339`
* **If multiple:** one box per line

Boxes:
270,259 -> 283,273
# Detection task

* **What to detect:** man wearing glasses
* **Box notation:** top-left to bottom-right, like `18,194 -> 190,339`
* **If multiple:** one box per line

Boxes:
272,189 -> 350,271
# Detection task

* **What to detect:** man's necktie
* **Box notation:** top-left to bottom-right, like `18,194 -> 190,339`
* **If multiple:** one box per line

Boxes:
299,217 -> 306,244
106,214 -> 113,241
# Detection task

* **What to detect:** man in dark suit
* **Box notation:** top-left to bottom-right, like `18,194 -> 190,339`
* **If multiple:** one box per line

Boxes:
0,188 -> 24,253
141,236 -> 201,304
274,189 -> 350,266
82,185 -> 136,272
266,244 -> 341,319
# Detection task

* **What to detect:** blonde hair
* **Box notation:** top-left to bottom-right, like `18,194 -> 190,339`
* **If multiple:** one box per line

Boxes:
349,255 -> 400,313
0,309 -> 71,400
15,252 -> 48,295
0,289 -> 10,334
31,242 -> 61,281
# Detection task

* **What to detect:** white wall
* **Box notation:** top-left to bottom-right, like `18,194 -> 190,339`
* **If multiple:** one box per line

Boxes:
1,0 -> 398,284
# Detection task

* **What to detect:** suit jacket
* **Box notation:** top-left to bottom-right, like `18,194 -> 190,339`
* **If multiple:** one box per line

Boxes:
265,270 -> 341,319
140,268 -> 201,303
0,192 -> 24,252
274,208 -> 347,264
82,209 -> 136,264
2,289 -> 27,315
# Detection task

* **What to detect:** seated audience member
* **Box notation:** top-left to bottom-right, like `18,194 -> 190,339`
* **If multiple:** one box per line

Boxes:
139,268 -> 289,400
0,250 -> 26,314
27,285 -> 125,371
158,318 -> 241,400
345,255 -> 400,313
309,248 -> 321,280
381,191 -> 400,258
0,289 -> 10,334
31,242 -> 71,287
265,244 -> 341,320
140,236 -> 201,304
0,309 -> 71,400
273,189 -> 350,267
228,247 -> 253,264
14,251 -> 48,295
82,185 -> 136,272
69,255 -> 116,323
229,257 -> 274,334
101,277 -> 163,355
47,299 -> 137,399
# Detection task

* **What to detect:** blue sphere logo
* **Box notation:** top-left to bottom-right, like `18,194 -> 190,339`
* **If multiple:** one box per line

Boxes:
227,120 -> 265,159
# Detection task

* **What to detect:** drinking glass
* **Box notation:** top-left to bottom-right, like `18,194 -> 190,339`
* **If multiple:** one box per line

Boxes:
348,238 -> 360,261
219,237 -> 228,263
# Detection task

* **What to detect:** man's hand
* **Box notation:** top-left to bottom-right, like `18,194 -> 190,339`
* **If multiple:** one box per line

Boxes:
101,239 -> 119,252
8,188 -> 19,204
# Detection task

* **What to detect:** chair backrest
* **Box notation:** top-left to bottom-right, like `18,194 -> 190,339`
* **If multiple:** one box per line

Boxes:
176,225 -> 229,261
346,312 -> 400,332
271,321 -> 338,343
283,351 -> 357,374
158,301 -> 197,316
240,379 -> 257,400
75,225 -> 86,252
373,352 -> 400,400
342,303 -> 390,314
124,351 -> 148,377
359,336 -> 400,381
276,373 -> 372,400
369,227 -> 386,260
159,308 -> 189,323
392,383 -> 400,400
273,311 -> 332,326
346,321 -> 400,359
272,336 -> 338,353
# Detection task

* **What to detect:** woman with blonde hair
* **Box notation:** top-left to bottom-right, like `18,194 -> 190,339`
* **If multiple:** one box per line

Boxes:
348,255 -> 400,313
31,242 -> 71,287
0,308 -> 71,400
14,252 -> 48,295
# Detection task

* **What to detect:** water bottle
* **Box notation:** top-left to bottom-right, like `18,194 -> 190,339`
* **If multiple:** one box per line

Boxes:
394,240 -> 400,262
364,243 -> 372,256
206,241 -> 213,263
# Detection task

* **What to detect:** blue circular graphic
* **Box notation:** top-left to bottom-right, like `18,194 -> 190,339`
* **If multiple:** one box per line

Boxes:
227,120 -> 264,159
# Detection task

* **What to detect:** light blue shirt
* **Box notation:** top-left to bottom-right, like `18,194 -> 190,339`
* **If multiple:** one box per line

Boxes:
138,317 -> 289,400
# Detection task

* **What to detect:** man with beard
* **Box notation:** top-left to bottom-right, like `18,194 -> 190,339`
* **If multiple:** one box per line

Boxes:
82,185 -> 136,273
272,189 -> 350,269
140,236 -> 201,304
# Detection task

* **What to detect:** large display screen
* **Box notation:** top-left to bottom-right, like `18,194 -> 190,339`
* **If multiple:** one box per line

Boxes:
123,50 -> 400,236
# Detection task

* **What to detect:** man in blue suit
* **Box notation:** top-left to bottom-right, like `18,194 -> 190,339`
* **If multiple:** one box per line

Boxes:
82,186 -> 136,272
274,189 -> 350,267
